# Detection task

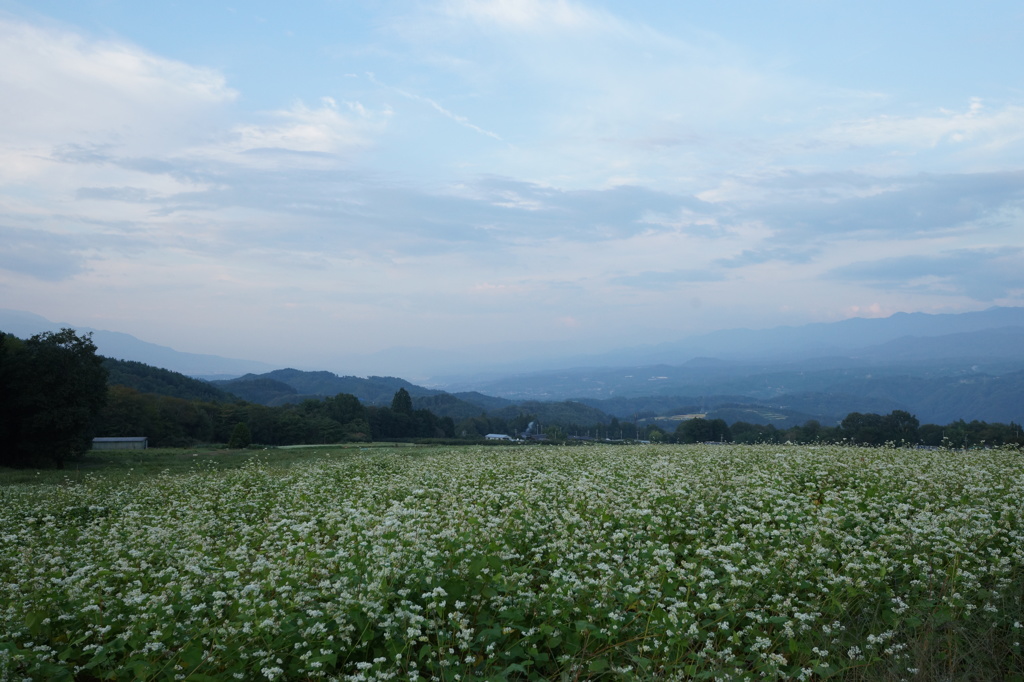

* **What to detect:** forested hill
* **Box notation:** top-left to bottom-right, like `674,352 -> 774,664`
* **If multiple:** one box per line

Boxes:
210,369 -> 447,406
103,360 -> 618,429
100,349 -> 1024,435
102,358 -> 238,402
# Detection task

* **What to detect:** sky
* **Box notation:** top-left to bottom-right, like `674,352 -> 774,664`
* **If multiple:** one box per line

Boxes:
2,0 -> 1023,377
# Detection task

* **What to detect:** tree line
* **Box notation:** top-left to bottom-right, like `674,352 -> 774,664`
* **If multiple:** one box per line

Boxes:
721,410 -> 1024,448
0,329 -> 108,467
3,329 -> 1022,468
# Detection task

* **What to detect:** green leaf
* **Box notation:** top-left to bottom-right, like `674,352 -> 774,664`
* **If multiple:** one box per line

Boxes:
178,644 -> 205,669
25,610 -> 48,634
467,556 -> 487,575
128,659 -> 153,677
82,650 -> 109,670
575,620 -> 597,633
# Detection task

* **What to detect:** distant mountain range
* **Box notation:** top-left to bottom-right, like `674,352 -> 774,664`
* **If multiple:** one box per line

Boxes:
4,306 -> 1024,427
552,306 -> 1024,367
435,307 -> 1024,426
0,309 -> 276,376
452,324 -> 1024,401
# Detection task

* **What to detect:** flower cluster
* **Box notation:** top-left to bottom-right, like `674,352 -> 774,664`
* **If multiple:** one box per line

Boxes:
1,445 -> 1022,680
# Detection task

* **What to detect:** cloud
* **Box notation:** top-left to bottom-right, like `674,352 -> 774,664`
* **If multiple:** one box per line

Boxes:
826,248 -> 1024,301
0,225 -> 88,281
439,0 -> 611,32
75,187 -> 153,203
613,269 -> 726,290
3,5 -> 1023,366
61,167 -> 712,257
0,16 -> 235,155
369,75 -> 502,141
822,98 -> 1024,152
223,98 -> 390,158
386,0 -> 815,191
744,171 -> 1024,243
0,14 -> 389,220
717,247 -> 821,268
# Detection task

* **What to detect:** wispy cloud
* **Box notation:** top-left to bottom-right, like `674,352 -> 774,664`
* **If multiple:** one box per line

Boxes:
367,73 -> 502,141
439,0 -> 612,32
224,98 -> 391,157
822,98 -> 1024,152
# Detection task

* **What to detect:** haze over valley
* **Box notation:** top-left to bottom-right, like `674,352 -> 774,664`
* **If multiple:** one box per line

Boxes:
4,306 -> 1023,429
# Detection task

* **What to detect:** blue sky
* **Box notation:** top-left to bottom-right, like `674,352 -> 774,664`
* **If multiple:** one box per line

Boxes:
1,0 -> 1023,377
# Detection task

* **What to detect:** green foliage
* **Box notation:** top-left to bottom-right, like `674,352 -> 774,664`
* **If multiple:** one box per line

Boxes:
0,329 -> 108,468
491,400 -> 611,428
72,354 -> 1024,451
102,358 -> 235,402
228,422 -> 251,449
390,387 -> 413,415
367,402 -> 447,440
675,417 -> 731,443
211,370 -> 443,406
731,421 -> 783,444
209,377 -> 297,404
93,389 -> 372,448
412,393 -> 493,421
921,418 -> 1024,448
544,425 -> 567,442
840,410 -> 920,445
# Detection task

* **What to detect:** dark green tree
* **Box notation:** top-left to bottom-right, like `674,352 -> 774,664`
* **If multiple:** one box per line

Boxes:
325,393 -> 366,424
675,418 -> 731,443
731,421 -> 781,444
646,425 -> 667,442
228,422 -> 252,449
884,410 -> 920,446
391,388 -> 413,415
841,411 -> 919,446
1,329 -> 108,468
840,412 -> 886,445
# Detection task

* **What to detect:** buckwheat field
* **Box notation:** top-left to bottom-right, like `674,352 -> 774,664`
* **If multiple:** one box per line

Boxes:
2,444 -> 1022,681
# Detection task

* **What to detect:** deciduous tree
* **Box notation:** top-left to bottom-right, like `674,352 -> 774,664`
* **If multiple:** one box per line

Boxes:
1,329 -> 108,468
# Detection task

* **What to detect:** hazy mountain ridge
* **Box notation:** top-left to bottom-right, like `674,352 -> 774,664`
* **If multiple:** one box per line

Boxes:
210,370 -> 447,407
567,307 -> 1024,368
6,307 -> 1024,427
0,309 -> 276,376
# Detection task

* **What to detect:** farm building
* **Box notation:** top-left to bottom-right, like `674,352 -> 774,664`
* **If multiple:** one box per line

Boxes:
485,433 -> 513,441
92,437 -> 148,451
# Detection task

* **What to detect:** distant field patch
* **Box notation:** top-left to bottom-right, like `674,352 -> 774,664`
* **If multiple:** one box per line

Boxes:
655,413 -> 707,422
1,444 -> 1022,680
